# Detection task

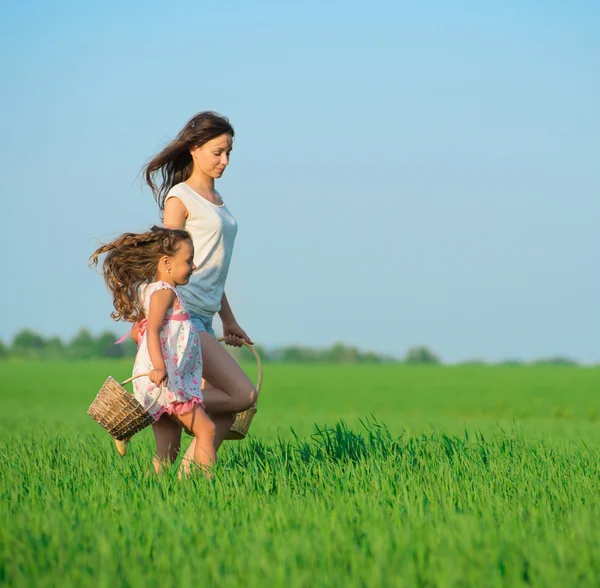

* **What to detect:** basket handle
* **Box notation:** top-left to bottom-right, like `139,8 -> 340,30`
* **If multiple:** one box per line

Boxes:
120,372 -> 151,386
119,372 -> 164,413
218,338 -> 263,394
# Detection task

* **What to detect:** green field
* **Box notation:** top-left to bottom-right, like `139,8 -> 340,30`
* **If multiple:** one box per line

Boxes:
2,361 -> 600,587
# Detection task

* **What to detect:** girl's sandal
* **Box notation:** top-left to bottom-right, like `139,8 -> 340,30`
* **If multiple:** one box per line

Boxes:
114,438 -> 129,456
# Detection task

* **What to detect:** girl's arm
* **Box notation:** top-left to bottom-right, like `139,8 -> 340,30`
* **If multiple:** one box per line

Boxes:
131,197 -> 187,344
146,289 -> 176,385
219,292 -> 254,347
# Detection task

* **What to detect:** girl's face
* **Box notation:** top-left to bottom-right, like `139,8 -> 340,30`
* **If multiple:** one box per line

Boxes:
164,240 -> 196,286
190,133 -> 233,179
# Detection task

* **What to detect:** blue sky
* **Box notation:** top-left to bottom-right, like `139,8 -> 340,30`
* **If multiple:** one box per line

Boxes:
1,0 -> 599,362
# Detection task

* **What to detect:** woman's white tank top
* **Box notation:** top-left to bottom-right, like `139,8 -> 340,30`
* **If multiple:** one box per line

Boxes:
165,182 -> 238,318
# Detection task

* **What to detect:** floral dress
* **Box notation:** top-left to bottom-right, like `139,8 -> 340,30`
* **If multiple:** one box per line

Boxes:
132,281 -> 204,420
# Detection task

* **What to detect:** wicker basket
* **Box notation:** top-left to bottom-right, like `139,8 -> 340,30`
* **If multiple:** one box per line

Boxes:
222,338 -> 263,441
87,373 -> 162,441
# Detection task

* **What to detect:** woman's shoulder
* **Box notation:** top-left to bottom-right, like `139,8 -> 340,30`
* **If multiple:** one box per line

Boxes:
165,182 -> 192,205
167,182 -> 199,200
167,181 -> 187,194
168,182 -> 226,203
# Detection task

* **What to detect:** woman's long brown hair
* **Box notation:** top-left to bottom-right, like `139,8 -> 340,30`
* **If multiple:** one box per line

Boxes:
142,111 -> 235,213
89,226 -> 191,322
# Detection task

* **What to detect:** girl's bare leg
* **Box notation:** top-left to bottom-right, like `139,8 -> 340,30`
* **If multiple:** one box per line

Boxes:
149,332 -> 253,475
151,415 -> 182,473
181,397 -> 233,476
181,411 -> 234,475
173,405 -> 217,478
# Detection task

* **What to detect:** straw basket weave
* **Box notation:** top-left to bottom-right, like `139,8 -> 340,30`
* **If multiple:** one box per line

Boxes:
88,339 -> 262,443
87,373 -> 161,441
222,338 -> 263,440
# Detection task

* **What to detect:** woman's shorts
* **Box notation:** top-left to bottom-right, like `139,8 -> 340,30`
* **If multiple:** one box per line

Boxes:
190,313 -> 216,338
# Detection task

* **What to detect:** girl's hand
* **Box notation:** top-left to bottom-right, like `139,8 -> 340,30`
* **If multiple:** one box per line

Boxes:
222,321 -> 254,347
149,368 -> 168,386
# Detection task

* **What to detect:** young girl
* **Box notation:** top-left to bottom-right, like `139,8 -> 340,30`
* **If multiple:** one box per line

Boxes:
90,225 -> 217,476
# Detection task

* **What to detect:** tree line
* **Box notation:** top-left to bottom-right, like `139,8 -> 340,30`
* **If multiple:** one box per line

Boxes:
1,328 -> 438,363
1,328 -> 138,360
0,328 -> 580,365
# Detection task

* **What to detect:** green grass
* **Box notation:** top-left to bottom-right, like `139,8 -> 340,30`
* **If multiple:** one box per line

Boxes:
2,360 -> 600,587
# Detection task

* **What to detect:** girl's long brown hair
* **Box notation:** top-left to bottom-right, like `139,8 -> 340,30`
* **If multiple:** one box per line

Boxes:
90,226 -> 191,322
142,111 -> 235,213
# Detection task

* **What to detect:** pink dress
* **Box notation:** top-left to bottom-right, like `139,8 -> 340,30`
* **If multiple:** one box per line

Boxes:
132,281 -> 204,421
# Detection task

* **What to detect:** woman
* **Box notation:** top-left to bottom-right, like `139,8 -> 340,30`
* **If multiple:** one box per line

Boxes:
137,111 -> 257,472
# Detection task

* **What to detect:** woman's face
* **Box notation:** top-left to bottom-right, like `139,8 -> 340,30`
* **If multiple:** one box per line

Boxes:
190,133 -> 233,179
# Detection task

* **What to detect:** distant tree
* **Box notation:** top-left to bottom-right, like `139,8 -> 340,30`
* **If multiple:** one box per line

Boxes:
68,328 -> 97,360
120,338 -> 138,357
239,343 -> 269,363
280,346 -> 317,363
533,356 -> 578,366
457,359 -> 487,366
404,346 -> 441,365
258,343 -> 397,363
326,342 -> 360,363
498,359 -> 524,366
0,340 -> 6,358
361,351 -> 384,364
96,331 -> 125,358
44,336 -> 65,359
12,329 -> 46,356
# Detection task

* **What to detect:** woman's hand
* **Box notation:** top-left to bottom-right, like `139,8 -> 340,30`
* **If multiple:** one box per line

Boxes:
131,322 -> 141,345
149,368 -> 168,386
222,321 -> 254,347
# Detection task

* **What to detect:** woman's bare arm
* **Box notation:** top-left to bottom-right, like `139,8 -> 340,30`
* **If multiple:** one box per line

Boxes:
163,197 -> 188,229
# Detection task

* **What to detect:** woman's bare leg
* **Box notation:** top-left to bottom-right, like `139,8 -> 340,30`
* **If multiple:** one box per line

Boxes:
202,378 -> 236,451
199,332 -> 258,414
